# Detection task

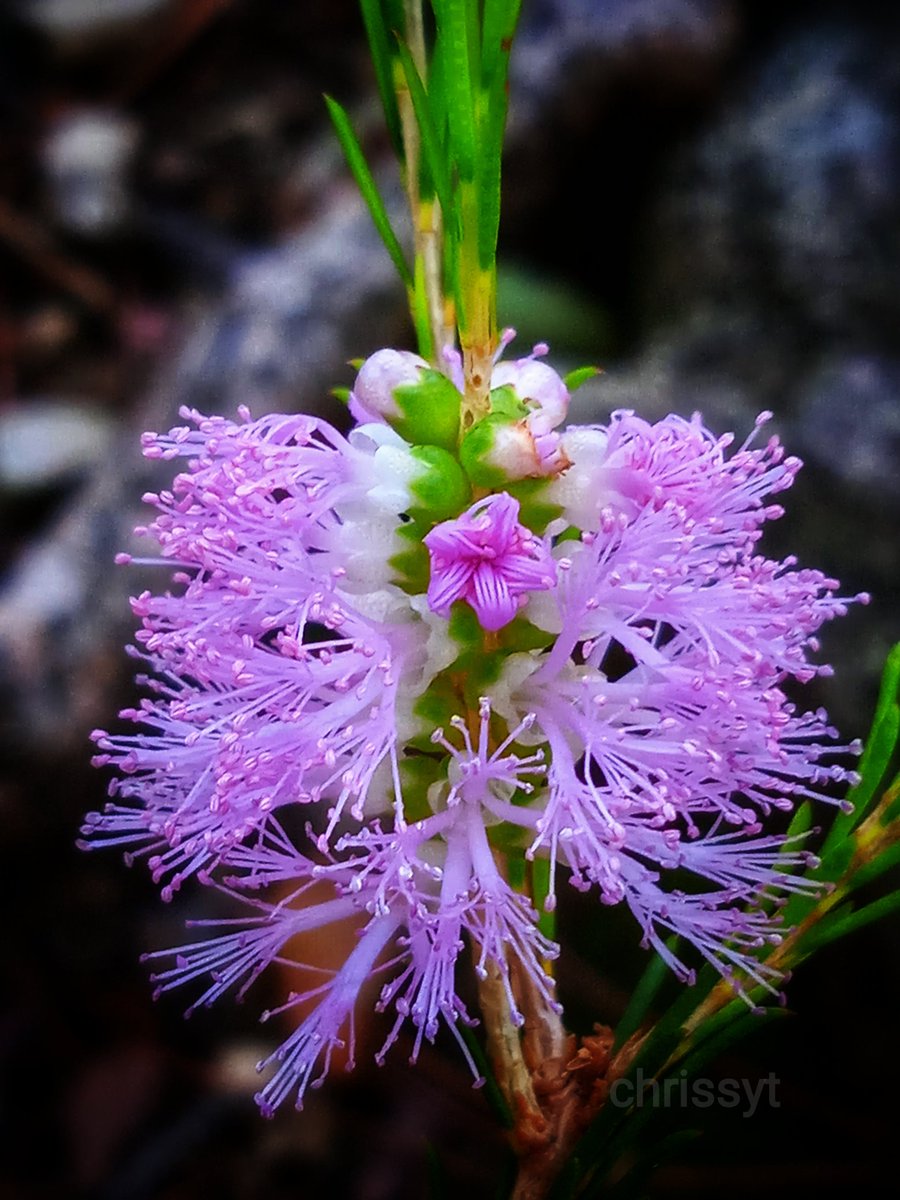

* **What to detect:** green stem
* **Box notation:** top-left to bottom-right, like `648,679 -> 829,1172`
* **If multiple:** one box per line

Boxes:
458,180 -> 496,424
398,0 -> 449,364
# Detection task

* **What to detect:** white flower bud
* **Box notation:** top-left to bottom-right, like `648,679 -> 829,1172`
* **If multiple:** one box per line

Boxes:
491,359 -> 570,434
350,349 -> 428,424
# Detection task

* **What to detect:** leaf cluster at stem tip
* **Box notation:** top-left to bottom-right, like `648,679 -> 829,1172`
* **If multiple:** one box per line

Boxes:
328,1 -> 524,365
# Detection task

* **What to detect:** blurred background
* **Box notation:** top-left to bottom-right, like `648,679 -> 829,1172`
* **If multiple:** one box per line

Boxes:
1,0 -> 899,1196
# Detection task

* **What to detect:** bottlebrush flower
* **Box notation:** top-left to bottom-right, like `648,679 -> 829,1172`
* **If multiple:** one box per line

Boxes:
83,341 -> 865,1113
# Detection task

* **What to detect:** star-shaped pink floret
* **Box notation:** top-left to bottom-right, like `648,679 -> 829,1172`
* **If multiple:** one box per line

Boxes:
424,492 -> 557,631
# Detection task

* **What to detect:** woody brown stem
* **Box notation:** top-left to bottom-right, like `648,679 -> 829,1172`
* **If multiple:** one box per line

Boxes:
478,957 -> 543,1124
477,946 -> 635,1200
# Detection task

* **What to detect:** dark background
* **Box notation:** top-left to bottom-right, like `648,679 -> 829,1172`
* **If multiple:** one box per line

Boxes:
1,1 -> 898,1196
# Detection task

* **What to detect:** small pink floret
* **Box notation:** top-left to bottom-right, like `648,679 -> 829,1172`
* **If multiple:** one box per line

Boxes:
424,493 -> 556,631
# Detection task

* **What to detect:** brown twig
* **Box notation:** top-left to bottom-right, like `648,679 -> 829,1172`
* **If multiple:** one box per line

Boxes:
478,945 -> 643,1200
0,198 -> 117,315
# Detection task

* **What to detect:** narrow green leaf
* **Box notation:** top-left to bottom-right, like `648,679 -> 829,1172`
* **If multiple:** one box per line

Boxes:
546,1156 -> 581,1200
492,1154 -> 519,1200
465,0 -> 482,86
679,994 -> 761,1061
794,890 -> 900,957
785,799 -> 813,841
848,839 -> 900,892
497,266 -> 611,351
330,386 -> 351,404
613,940 -> 678,1052
458,1023 -> 514,1128
531,856 -> 556,940
881,774 -> 900,822
477,72 -> 507,269
677,1007 -> 789,1080
324,95 -> 412,288
477,0 -> 521,270
564,365 -> 602,392
766,801 -> 816,918
482,0 -> 523,87
779,887 -> 821,931
817,832 -> 855,882
359,0 -> 405,157
781,834 -> 851,926
394,37 -> 455,218
431,0 -> 478,181
823,642 -> 900,853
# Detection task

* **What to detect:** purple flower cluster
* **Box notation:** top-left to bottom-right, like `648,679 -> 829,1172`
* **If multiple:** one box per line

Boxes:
84,340 -> 864,1112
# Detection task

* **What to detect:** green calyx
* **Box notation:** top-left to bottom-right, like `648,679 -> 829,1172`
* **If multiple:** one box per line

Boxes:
390,444 -> 471,590
459,416 -> 515,487
459,385 -> 530,487
408,445 -> 471,516
392,369 -> 462,450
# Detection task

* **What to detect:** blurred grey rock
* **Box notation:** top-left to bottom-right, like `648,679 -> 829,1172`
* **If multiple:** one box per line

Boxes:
570,308 -> 785,435
18,0 -> 171,44
647,22 -> 900,339
795,355 -> 900,506
43,109 -> 138,237
514,0 -> 738,102
0,399 -> 113,493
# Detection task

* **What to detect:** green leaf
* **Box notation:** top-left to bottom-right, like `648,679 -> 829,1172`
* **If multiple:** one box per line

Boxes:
482,0 -> 523,88
568,975 -> 710,1176
770,800 -> 814,913
592,1129 -> 702,1200
613,940 -> 678,1052
564,365 -> 602,392
793,890 -> 900,957
531,856 -> 555,940
477,84 -> 507,270
325,94 -> 412,288
459,415 -> 515,487
431,0 -> 478,182
505,477 -> 564,533
823,642 -> 900,853
492,1154 -> 519,1200
477,0 -> 522,271
359,0 -> 405,158
394,36 -> 455,220
785,799 -> 813,841
399,754 -> 443,822
780,827 -> 855,927
881,773 -> 900,822
818,832 -> 856,880
458,1023 -> 514,1128
677,1007 -> 789,1080
848,838 -> 900,891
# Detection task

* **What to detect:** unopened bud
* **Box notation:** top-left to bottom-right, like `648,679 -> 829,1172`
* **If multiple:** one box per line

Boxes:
350,349 -> 429,425
491,358 -> 570,435
350,349 -> 462,451
461,412 -> 570,486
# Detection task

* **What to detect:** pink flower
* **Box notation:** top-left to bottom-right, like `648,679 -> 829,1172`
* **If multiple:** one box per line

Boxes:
423,493 -> 557,630
83,366 -> 866,1116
